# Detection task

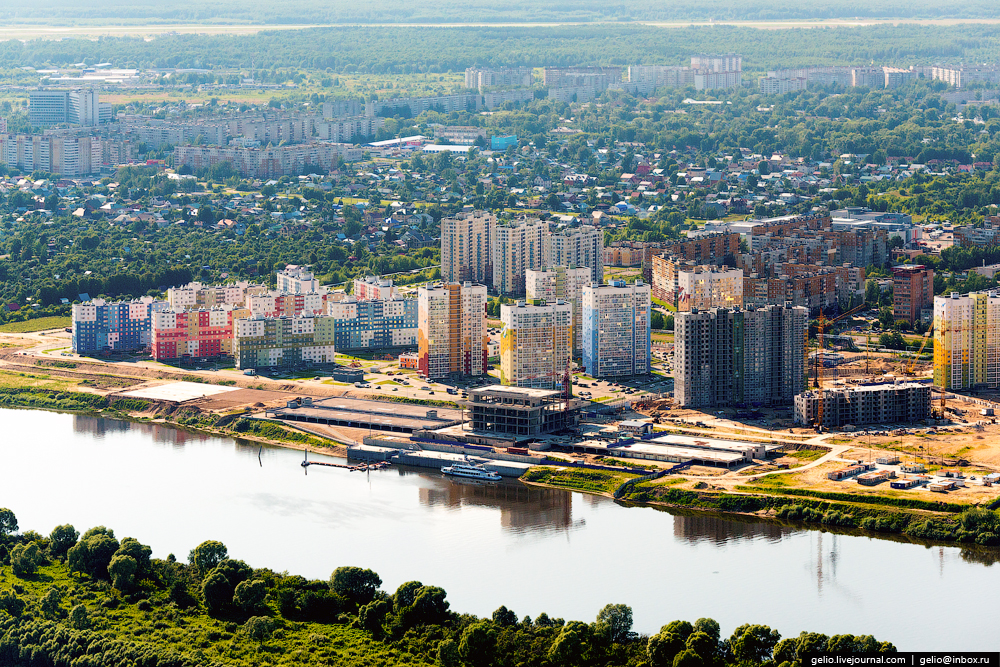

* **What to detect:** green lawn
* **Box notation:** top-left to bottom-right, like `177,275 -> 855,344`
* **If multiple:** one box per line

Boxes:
0,316 -> 71,333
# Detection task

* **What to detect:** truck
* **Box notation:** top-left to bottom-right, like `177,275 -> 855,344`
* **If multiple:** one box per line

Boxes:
243,369 -> 256,376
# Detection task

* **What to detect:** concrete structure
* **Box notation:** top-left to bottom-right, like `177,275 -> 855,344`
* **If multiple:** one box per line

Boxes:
465,67 -> 534,91
582,280 -> 652,378
274,396 -> 463,433
526,266 -> 591,353
794,381 -> 932,427
417,282 -> 488,379
326,296 -> 418,351
232,315 -> 336,369
674,304 -> 807,408
151,306 -> 249,361
500,300 -> 574,390
676,265 -> 743,311
0,133 -> 105,176
436,126 -> 487,145
352,275 -> 398,301
440,210 -> 494,285
892,265 -> 934,325
955,219 -> 1000,247
71,297 -> 169,354
248,292 -> 329,318
166,281 -> 267,310
758,76 -> 807,95
492,217 -> 603,295
468,386 -> 579,437
691,54 -> 742,90
627,65 -> 695,94
934,291 -> 1000,390
173,141 -> 359,178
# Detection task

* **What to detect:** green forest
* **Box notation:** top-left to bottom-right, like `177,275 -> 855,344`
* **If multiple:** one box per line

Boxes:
3,23 -> 1000,72
4,0 -> 1000,24
0,508 -> 898,667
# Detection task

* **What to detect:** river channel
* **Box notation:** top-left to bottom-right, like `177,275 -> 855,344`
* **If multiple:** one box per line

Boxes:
1,408 -> 997,650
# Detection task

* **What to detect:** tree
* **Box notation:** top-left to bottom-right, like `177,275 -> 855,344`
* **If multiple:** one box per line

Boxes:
11,542 -> 40,577
458,620 -> 497,667
685,631 -> 718,663
330,566 -> 382,606
393,580 -> 423,610
108,554 -> 138,592
595,603 -> 633,643
359,598 -> 391,635
729,624 -> 781,664
234,579 -> 266,615
648,631 -> 686,667
864,279 -> 881,306
549,621 -> 590,666
0,590 -> 25,617
115,538 -> 152,578
69,604 -> 89,629
0,508 -> 17,536
202,571 -> 234,617
437,638 -> 461,667
673,648 -> 704,667
40,587 -> 63,619
244,616 -> 274,649
492,605 -> 518,627
189,540 -> 228,574
48,524 -> 79,560
67,527 -> 120,579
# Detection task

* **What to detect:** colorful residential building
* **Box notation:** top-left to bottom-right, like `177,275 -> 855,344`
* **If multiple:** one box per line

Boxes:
934,291 -> 1000,390
892,264 -> 934,325
441,210 -> 495,285
352,275 -> 399,301
248,292 -> 329,318
417,282 -> 488,379
71,297 -> 169,354
326,296 -> 418,351
399,352 -> 420,369
166,281 -> 267,310
150,306 -> 250,361
582,280 -> 652,378
526,266 -> 591,354
500,300 -> 574,390
233,315 -> 337,369
276,265 -> 325,294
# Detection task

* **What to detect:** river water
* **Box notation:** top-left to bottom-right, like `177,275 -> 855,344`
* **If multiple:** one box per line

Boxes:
1,408 -> 997,650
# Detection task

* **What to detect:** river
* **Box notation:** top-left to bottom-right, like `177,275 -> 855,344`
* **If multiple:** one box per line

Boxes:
1,408 -> 997,650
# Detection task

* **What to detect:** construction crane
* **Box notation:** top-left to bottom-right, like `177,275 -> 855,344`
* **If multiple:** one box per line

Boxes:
902,326 -> 933,376
813,303 -> 868,429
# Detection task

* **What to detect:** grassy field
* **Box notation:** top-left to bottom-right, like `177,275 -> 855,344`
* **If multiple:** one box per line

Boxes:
521,466 -> 638,495
0,369 -> 83,392
0,316 -> 71,333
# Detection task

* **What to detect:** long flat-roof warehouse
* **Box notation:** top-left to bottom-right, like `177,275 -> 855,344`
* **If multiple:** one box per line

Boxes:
270,396 -> 464,433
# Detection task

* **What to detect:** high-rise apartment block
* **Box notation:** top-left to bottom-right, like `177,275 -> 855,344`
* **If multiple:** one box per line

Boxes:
233,315 -> 337,369
582,280 -> 651,378
441,210 -> 495,285
151,306 -> 249,361
674,305 -> 807,408
28,89 -> 109,127
493,219 -> 603,295
277,265 -> 324,294
71,297 -> 169,354
691,54 -> 742,91
166,281 -> 268,310
327,297 -> 418,351
500,300 -> 574,390
465,67 -> 534,90
676,266 -> 744,311
417,283 -> 488,379
933,292 -> 1000,391
526,266 -> 591,353
353,275 -> 398,301
892,265 -> 934,325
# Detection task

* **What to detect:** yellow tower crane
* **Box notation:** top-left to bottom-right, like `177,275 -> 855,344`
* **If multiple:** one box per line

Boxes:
813,304 -> 868,429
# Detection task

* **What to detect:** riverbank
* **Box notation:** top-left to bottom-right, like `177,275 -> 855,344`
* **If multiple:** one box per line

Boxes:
519,466 -> 1000,551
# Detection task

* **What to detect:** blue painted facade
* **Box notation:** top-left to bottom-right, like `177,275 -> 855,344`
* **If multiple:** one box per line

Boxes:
330,298 -> 418,351
71,298 -> 169,354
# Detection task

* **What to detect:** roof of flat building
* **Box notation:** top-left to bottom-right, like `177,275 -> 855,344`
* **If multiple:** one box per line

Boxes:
469,386 -> 561,399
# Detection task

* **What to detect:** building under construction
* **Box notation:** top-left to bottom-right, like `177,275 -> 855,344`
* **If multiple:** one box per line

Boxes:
467,386 -> 580,437
794,381 -> 932,427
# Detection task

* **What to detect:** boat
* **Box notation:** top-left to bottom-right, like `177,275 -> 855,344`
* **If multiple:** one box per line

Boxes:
440,462 -> 502,481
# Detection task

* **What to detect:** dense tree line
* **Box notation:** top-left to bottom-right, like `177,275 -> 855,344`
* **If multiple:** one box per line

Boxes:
0,508 -> 900,667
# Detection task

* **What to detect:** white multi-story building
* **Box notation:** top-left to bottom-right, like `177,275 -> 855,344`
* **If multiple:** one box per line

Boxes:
581,280 -> 651,378
526,266 -> 591,354
441,210 -> 495,285
276,265 -> 324,295
758,76 -> 807,95
934,291 -> 1000,390
676,266 -> 744,311
492,218 -> 603,295
166,281 -> 267,310
465,67 -> 534,91
500,300 -> 574,390
353,275 -> 398,301
417,282 -> 488,379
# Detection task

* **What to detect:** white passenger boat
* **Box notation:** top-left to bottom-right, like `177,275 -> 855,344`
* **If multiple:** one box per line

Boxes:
440,462 -> 502,481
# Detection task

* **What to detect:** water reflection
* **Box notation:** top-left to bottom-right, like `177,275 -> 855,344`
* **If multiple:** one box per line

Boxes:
73,414 -> 213,449
72,414 -> 130,439
672,511 -> 793,545
415,475 -> 578,534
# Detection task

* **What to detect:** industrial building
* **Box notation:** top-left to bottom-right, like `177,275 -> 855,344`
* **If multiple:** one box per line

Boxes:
499,300 -> 574,390
581,280 -> 652,378
417,282 -> 489,379
563,432 -> 774,468
526,266 -> 591,353
674,304 -> 807,407
934,291 -> 1000,390
467,386 -> 580,437
794,381 -> 933,427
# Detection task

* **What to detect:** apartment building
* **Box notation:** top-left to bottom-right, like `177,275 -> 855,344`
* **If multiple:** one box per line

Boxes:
417,282 -> 488,379
29,89 -> 110,127
326,296 -> 418,351
248,292 -> 329,318
545,225 -> 604,285
852,67 -> 886,88
742,265 -> 850,313
366,93 -> 482,117
674,304 -> 807,408
758,76 -> 807,95
543,66 -> 622,90
465,67 -> 534,91
650,233 -> 741,302
691,54 -> 742,91
71,297 -> 169,354
0,134 -> 104,176
526,266 -> 591,354
173,142 -> 360,178
150,306 -> 249,361
676,266 -> 744,311
933,291 -> 1000,391
892,265 -> 935,325
233,315 -> 337,369
277,265 -> 324,295
582,280 -> 651,378
627,66 -> 694,94
500,300 -> 574,390
166,281 -> 267,310
482,89 -> 535,110
441,210 -> 495,285
352,275 -> 398,301
954,219 -> 1000,247
492,218 -> 549,295
794,381 -> 931,427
